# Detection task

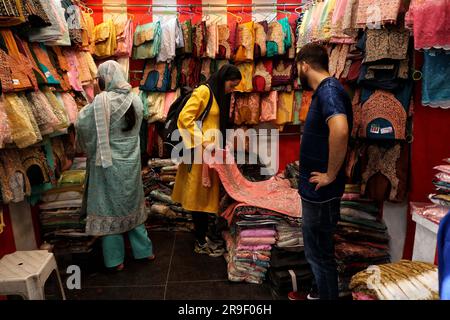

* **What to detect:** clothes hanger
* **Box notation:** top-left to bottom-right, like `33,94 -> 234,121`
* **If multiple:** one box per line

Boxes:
227,11 -> 243,24
239,5 -> 255,22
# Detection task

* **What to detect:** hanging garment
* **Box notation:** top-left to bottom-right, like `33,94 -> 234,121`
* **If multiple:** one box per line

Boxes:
93,19 -> 117,58
217,24 -> 232,60
30,43 -> 61,85
232,93 -> 261,125
254,21 -> 268,59
63,49 -> 83,91
18,93 -> 42,142
26,90 -> 59,135
422,50 -> 450,109
235,22 -> 255,62
140,60 -> 171,92
115,19 -> 133,57
0,30 -> 36,91
169,61 -> 179,91
0,49 -> 15,93
158,18 -> 184,62
359,90 -> 407,141
206,22 -> 219,59
46,0 -> 70,46
361,143 -> 408,202
3,93 -> 38,148
133,22 -> 162,60
164,91 -> 179,120
272,60 -> 295,87
180,20 -> 193,54
234,62 -> 254,93
275,91 -> 294,126
318,0 -> 337,41
81,10 -> 95,52
260,91 -> 278,122
46,46 -> 71,91
330,0 -> 357,44
299,90 -> 313,122
406,0 -> 450,50
20,0 -> 50,27
29,0 -> 63,42
146,93 -> 166,123
364,29 -> 410,63
355,0 -> 402,28
60,0 -> 81,47
0,96 -> 12,148
59,92 -> 79,124
267,21 -> 285,57
192,21 -> 206,58
308,1 -> 325,43
253,60 -> 273,93
204,148 -> 301,218
292,91 -> 302,125
42,86 -> 69,130
278,17 -> 292,52
180,57 -> 201,89
17,37 -> 46,86
287,22 -> 297,59
200,58 -> 213,83
297,5 -> 313,50
0,149 -> 31,203
0,0 -> 25,26
329,44 -> 350,79
342,0 -> 358,39
19,145 -> 53,187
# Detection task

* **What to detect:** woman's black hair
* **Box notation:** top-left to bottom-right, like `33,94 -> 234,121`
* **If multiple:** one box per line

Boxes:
206,64 -> 242,144
122,105 -> 137,132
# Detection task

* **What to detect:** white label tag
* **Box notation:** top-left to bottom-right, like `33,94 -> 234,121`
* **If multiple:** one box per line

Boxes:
381,127 -> 393,134
12,79 -> 20,85
45,71 -> 52,78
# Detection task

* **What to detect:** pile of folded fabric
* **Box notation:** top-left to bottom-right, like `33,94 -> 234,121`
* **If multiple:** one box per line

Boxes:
350,260 -> 439,300
39,158 -> 96,254
283,161 -> 300,190
223,206 -> 280,284
143,158 -> 193,232
429,159 -> 450,208
335,185 -> 391,296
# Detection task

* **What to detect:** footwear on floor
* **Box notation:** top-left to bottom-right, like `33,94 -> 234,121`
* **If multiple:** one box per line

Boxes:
307,292 -> 320,300
288,291 -> 307,300
194,240 -> 210,255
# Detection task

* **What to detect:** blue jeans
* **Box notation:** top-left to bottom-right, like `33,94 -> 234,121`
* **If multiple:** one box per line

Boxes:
302,198 -> 340,300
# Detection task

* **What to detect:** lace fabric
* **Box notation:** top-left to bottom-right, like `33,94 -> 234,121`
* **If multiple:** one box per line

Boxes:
260,91 -> 278,122
0,96 -> 12,148
235,22 -> 255,62
232,93 -> 261,125
217,24 -> 232,59
252,60 -> 273,93
355,0 -> 402,28
406,0 -> 450,50
254,21 -> 268,59
192,22 -> 207,58
422,50 -> 450,109
364,29 -> 410,63
0,149 -> 31,203
272,60 -> 294,87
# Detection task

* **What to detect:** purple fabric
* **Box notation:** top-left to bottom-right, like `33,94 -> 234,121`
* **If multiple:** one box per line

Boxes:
240,229 -> 277,237
237,244 -> 272,251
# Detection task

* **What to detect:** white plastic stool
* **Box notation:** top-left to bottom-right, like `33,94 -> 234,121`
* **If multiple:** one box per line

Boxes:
0,250 -> 66,300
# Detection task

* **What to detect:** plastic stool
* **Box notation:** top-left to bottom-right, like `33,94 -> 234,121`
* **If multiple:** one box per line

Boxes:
0,250 -> 66,300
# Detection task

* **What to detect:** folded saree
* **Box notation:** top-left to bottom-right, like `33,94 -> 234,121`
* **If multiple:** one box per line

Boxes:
240,229 -> 276,238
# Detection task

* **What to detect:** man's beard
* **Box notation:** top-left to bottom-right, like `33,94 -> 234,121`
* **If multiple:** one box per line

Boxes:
299,71 -> 313,91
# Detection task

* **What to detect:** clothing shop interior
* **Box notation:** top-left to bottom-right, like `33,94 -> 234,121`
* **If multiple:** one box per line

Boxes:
0,0 -> 449,301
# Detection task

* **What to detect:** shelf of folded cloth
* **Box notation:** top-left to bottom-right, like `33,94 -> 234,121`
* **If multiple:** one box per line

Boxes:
410,202 -> 449,264
336,187 -> 390,297
143,159 -> 193,232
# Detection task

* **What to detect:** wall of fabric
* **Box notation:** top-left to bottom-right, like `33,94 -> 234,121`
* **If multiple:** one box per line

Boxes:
85,0 -> 301,173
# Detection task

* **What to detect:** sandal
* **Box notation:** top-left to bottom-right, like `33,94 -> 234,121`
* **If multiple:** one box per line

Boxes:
148,255 -> 156,261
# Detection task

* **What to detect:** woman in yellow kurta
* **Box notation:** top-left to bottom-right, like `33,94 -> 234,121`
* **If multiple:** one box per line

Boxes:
172,64 -> 242,256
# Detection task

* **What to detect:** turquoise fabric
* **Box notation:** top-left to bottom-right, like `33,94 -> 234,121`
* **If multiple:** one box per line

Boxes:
133,22 -> 162,59
102,224 -> 153,268
422,50 -> 450,108
266,41 -> 279,57
279,17 -> 292,52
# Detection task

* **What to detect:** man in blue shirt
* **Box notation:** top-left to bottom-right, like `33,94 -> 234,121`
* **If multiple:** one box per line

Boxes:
291,44 -> 352,300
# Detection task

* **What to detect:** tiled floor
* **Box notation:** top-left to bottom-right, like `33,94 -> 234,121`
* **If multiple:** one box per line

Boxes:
46,231 -> 274,300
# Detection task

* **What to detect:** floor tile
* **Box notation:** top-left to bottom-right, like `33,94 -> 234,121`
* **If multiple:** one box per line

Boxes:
79,231 -> 175,287
66,285 -> 165,300
165,281 -> 273,300
168,233 -> 228,282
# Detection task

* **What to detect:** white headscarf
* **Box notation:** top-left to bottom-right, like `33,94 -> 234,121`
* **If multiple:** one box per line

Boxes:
94,60 -> 133,168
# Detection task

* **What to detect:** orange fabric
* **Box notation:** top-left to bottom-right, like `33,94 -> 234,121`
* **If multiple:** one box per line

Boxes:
299,91 -> 313,122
